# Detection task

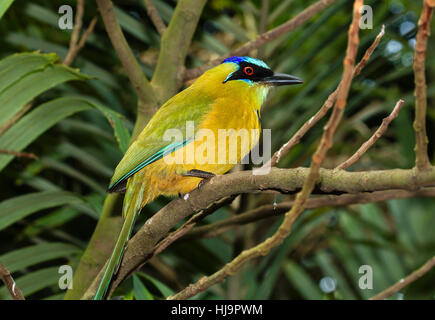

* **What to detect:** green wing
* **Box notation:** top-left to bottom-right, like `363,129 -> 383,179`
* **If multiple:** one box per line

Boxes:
108,88 -> 213,192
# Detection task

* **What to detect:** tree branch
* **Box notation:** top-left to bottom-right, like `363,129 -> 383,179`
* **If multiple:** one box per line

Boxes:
143,0 -> 166,36
184,0 -> 338,81
151,0 -> 207,104
186,187 -> 435,239
63,0 -> 98,66
65,0 -> 85,65
264,25 -> 385,168
82,161 -> 435,299
336,99 -> 404,170
413,0 -> 433,171
152,196 -> 236,258
64,15 -> 98,67
0,261 -> 24,300
96,0 -> 157,111
370,255 -> 435,300
168,1 -> 362,299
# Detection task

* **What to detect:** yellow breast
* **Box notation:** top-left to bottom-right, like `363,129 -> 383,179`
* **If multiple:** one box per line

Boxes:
140,63 -> 269,198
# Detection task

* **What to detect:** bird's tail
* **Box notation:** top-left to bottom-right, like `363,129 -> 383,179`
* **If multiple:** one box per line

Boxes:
93,180 -> 146,300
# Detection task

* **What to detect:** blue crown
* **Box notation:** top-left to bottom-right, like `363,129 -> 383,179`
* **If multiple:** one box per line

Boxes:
222,56 -> 270,69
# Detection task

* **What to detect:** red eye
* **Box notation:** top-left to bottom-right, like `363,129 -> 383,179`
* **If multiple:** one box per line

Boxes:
244,66 -> 254,75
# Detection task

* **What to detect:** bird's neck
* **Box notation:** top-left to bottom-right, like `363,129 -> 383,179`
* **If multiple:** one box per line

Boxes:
252,85 -> 270,111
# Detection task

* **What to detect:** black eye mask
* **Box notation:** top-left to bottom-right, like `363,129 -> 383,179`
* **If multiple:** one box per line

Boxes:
223,61 -> 273,83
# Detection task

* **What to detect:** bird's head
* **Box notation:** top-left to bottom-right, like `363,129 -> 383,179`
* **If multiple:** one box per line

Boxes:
195,56 -> 303,105
221,56 -> 303,87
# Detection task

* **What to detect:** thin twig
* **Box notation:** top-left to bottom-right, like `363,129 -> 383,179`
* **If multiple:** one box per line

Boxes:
63,0 -> 84,66
63,0 -> 97,66
148,256 -> 184,290
96,0 -> 157,107
257,0 -> 270,58
265,25 -> 385,168
413,0 -> 433,171
186,187 -> 435,239
0,102 -> 33,136
354,24 -> 385,75
143,0 -> 166,35
64,17 -> 98,66
71,0 -> 84,53
259,0 -> 270,35
0,148 -> 38,159
77,17 -> 98,50
184,0 -> 338,80
168,0 -> 363,300
0,261 -> 24,300
336,99 -> 404,170
0,101 -> 36,161
370,256 -> 435,300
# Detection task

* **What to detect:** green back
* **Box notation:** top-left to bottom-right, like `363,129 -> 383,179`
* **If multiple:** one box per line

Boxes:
109,87 -> 214,190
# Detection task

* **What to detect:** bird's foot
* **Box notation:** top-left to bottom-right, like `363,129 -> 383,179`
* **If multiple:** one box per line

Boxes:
182,169 -> 216,179
182,169 -> 216,190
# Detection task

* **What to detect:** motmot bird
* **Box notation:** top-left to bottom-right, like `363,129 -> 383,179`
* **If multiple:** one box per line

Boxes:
94,56 -> 302,299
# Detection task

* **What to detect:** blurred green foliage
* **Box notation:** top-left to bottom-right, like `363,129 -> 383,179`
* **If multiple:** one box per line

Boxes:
0,0 -> 434,300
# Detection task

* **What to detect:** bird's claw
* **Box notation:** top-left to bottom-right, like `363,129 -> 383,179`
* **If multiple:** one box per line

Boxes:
182,169 -> 216,179
182,169 -> 216,190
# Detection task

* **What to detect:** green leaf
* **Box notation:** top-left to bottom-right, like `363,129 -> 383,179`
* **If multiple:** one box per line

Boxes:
200,34 -> 229,55
5,33 -> 118,88
0,191 -> 84,231
59,119 -> 114,141
114,6 -> 153,43
0,97 -> 92,171
57,142 -> 113,178
0,91 -> 128,171
22,207 -> 81,238
250,235 -> 294,299
60,94 -> 131,152
315,251 -> 357,299
213,16 -> 250,42
138,272 -> 174,298
24,3 -> 62,28
132,274 -> 154,300
0,0 -> 15,20
0,52 -> 57,93
394,105 -> 415,167
283,260 -> 323,300
0,63 -> 91,127
91,101 -> 131,153
150,0 -> 174,23
40,157 -> 106,194
0,267 -> 60,299
20,174 -> 100,219
330,236 -> 369,299
0,243 -> 81,273
44,293 -> 65,300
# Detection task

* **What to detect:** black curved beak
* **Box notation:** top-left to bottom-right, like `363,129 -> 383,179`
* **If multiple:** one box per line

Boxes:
261,73 -> 303,86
